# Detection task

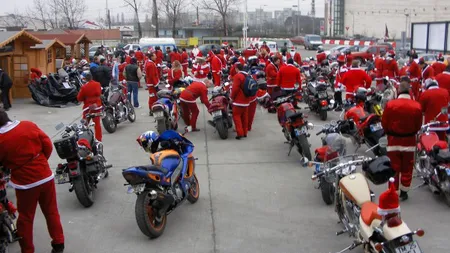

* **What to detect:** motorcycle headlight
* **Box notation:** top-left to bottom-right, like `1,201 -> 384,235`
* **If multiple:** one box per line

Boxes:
307,122 -> 314,130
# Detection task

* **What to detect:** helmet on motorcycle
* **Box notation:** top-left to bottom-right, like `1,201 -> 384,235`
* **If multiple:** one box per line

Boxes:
79,59 -> 88,67
137,131 -> 159,153
248,56 -> 258,66
355,93 -> 366,103
71,59 -> 77,65
256,71 -> 266,80
184,76 -> 194,85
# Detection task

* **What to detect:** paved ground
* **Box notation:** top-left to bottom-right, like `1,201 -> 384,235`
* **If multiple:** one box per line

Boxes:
6,47 -> 449,253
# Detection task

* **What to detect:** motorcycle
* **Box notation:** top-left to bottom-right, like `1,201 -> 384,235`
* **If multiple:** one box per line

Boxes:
207,83 -> 233,139
101,82 -> 137,134
414,108 -> 450,206
273,93 -> 314,160
311,154 -> 425,253
152,87 -> 182,134
122,130 -> 199,238
364,89 -> 384,117
303,76 -> 335,121
53,111 -> 112,207
0,166 -> 19,253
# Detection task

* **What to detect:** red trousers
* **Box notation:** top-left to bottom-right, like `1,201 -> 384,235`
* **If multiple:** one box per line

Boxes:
388,151 -> 414,192
182,65 -> 188,76
233,105 -> 249,137
411,82 -> 421,101
16,180 -> 64,253
248,100 -> 257,131
83,113 -> 102,142
180,101 -> 200,129
213,73 -> 221,86
148,88 -> 158,110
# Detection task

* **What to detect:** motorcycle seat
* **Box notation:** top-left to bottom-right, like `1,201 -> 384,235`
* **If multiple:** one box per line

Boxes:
361,202 -> 382,226
435,149 -> 450,163
137,165 -> 168,174
359,116 -> 368,123
285,110 -> 303,120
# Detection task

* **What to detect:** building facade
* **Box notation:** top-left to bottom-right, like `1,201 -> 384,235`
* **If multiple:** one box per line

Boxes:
327,0 -> 450,38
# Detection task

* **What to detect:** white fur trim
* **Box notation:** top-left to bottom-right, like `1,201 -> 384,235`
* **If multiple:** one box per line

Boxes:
10,173 -> 55,190
398,94 -> 411,99
232,102 -> 250,106
179,98 -> 196,103
386,146 -> 415,152
400,184 -> 410,191
0,120 -> 20,134
389,177 -> 395,183
429,126 -> 450,131
377,207 -> 401,215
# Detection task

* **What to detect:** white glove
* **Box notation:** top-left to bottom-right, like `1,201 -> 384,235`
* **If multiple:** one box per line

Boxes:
200,70 -> 204,75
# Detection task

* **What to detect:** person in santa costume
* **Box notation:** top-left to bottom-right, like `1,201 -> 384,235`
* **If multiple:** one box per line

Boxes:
344,49 -> 353,68
316,46 -> 327,65
286,47 -> 302,65
190,45 -> 202,60
154,46 -> 164,66
117,57 -> 128,96
77,72 -> 103,141
168,60 -> 185,89
210,51 -> 223,87
340,60 -> 372,101
381,79 -> 422,201
192,57 -> 210,83
419,57 -> 435,90
0,109 -> 65,253
407,50 -> 421,101
218,49 -> 227,69
333,55 -> 347,111
229,59 -> 239,81
374,49 -> 387,88
181,48 -> 189,76
179,78 -> 212,131
382,51 -> 399,80
265,56 -> 280,97
260,41 -> 270,54
228,44 -> 235,58
145,53 -> 160,116
419,79 -> 449,141
248,72 -> 265,132
231,64 -> 252,139
277,58 -> 302,108
435,69 -> 450,95
377,178 -> 402,220
432,54 -> 447,75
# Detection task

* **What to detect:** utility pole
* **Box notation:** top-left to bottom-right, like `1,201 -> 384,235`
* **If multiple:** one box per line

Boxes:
106,0 -> 111,29
311,0 -> 316,34
243,0 -> 248,48
196,6 -> 199,25
329,0 -> 332,36
297,0 -> 300,35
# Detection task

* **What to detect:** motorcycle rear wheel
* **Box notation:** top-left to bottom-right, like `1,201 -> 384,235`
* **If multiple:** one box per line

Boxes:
215,118 -> 228,140
102,111 -> 117,133
187,174 -> 200,204
127,102 -> 136,122
156,119 -> 168,134
297,135 -> 312,161
319,110 -> 327,121
135,191 -> 167,238
73,175 -> 94,208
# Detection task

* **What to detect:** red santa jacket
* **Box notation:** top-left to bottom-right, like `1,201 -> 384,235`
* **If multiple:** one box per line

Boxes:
260,45 -> 270,54
335,65 -> 348,89
256,89 -> 270,100
287,52 -> 302,65
316,52 -> 327,64
432,62 -> 447,75
229,64 -> 237,80
382,59 -> 399,79
265,62 -> 279,88
125,55 -> 132,64
169,52 -> 181,63
135,51 -> 144,62
231,72 -> 251,106
218,52 -> 227,68
211,55 -> 223,73
408,60 -> 421,83
30,68 -> 42,79
145,60 -> 159,86
192,63 -> 210,80
341,67 -> 372,93
374,57 -> 385,79
0,121 -> 54,189
422,64 -> 435,84
77,80 -> 102,110
168,68 -> 184,86
118,62 -> 128,81
277,64 -> 301,90
180,81 -> 210,108
155,50 -> 164,65
181,52 -> 189,66
382,93 -> 422,151
345,103 -> 367,127
420,86 -> 450,131
346,54 -> 353,68
436,71 -> 450,95
238,56 -> 245,66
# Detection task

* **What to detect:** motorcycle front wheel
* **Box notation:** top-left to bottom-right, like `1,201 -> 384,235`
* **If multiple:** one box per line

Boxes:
215,118 -> 228,140
297,135 -> 312,161
156,118 -> 168,134
319,110 -> 327,121
102,111 -> 117,133
187,174 -> 200,204
320,179 -> 335,205
135,191 -> 167,238
127,102 -> 136,122
73,175 -> 94,208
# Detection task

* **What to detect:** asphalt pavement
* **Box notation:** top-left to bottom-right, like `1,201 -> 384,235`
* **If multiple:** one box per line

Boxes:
6,47 -> 450,253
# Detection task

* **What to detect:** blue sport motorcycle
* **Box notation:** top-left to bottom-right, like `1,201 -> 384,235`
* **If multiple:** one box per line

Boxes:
122,130 -> 199,238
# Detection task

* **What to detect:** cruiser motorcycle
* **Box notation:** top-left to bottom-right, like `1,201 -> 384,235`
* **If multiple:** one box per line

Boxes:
303,76 -> 334,121
53,112 -> 112,207
0,166 -> 19,253
122,130 -> 199,238
101,82 -> 136,133
311,155 -> 425,253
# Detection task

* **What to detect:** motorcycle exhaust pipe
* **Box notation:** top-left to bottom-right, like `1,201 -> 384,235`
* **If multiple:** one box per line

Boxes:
151,190 -> 175,216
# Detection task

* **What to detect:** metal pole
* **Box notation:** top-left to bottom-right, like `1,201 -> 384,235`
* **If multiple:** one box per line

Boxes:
352,13 -> 355,36
329,0 -> 332,36
243,0 -> 248,48
297,0 -> 300,35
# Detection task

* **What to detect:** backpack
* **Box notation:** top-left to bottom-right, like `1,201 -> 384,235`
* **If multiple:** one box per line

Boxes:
242,73 -> 258,97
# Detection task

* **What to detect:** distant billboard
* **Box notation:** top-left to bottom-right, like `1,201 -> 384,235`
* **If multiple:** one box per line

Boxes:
411,21 -> 450,53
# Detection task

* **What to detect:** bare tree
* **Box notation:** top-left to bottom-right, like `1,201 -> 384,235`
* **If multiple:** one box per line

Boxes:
160,0 -> 183,37
124,0 -> 143,39
57,0 -> 86,29
26,0 -> 48,29
201,0 -> 238,36
5,11 -> 29,28
152,0 -> 159,37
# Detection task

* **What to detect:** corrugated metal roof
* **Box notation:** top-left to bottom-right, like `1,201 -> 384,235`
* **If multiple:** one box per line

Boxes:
0,31 -> 20,44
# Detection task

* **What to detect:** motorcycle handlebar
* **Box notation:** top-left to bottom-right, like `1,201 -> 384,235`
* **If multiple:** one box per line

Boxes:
316,129 -> 325,136
421,121 -> 445,131
311,157 -> 373,180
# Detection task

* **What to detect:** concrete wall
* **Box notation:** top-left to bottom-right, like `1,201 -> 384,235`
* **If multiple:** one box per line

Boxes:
344,0 -> 450,38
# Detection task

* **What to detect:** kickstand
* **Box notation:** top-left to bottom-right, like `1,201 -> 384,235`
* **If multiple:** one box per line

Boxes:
288,143 -> 294,156
332,240 -> 362,253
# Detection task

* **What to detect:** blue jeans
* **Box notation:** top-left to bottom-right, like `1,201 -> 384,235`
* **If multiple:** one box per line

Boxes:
127,81 -> 139,107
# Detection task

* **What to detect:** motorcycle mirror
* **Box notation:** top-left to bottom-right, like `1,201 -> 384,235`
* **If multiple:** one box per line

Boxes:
301,157 -> 309,167
441,107 -> 448,116
379,136 -> 388,148
307,122 -> 314,130
55,122 -> 65,131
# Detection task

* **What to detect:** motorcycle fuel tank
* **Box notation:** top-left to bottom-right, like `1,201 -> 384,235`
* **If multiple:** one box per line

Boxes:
338,172 -> 371,207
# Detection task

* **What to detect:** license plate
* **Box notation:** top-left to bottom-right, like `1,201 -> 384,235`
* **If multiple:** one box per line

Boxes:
395,241 -> 422,253
370,122 -> 383,132
212,110 -> 222,117
149,93 -> 156,97
446,169 -> 450,176
56,173 -> 69,184
295,127 -> 307,136
127,184 -> 145,194
154,111 -> 164,118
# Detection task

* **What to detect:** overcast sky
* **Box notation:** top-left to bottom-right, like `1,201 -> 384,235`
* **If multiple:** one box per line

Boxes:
2,0 -> 325,21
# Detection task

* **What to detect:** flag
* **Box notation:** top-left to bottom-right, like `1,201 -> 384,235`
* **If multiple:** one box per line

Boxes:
384,24 -> 389,39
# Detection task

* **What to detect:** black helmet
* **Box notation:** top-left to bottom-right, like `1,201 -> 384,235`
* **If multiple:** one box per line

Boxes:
355,93 -> 366,102
256,71 -> 265,79
230,56 -> 238,64
363,156 -> 395,185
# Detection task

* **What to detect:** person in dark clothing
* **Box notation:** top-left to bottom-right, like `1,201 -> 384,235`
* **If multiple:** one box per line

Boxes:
124,58 -> 142,108
93,58 -> 112,88
280,42 -> 288,56
94,46 -> 104,57
0,69 -> 13,111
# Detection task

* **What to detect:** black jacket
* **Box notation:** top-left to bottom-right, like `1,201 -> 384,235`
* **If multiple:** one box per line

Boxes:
93,65 -> 112,88
0,70 -> 12,89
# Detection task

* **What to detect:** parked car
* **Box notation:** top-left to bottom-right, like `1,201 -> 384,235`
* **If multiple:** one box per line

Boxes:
290,36 -> 305,45
375,42 -> 394,51
198,44 -> 221,56
123,44 -> 140,54
418,53 -> 437,64
304,34 -> 323,50
351,45 -> 390,64
326,45 -> 349,59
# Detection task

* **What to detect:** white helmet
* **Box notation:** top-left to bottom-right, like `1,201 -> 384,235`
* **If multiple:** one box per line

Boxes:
71,59 -> 77,64
184,76 -> 193,85
79,59 -> 88,67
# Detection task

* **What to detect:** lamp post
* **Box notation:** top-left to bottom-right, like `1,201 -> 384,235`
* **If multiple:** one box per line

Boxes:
260,4 -> 267,34
243,0 -> 248,48
292,4 -> 299,35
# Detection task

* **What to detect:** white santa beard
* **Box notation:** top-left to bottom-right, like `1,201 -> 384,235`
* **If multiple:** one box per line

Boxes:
290,51 -> 295,57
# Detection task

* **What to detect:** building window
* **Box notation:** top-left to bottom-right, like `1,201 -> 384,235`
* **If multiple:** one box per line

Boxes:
333,0 -> 345,36
47,50 -> 52,64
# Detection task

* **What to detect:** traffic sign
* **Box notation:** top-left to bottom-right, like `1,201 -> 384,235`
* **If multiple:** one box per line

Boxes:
345,26 -> 350,31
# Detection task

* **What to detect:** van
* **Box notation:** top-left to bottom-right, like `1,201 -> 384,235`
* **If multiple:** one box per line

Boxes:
123,44 -> 140,54
139,38 -> 177,54
256,41 -> 278,53
304,34 -> 323,50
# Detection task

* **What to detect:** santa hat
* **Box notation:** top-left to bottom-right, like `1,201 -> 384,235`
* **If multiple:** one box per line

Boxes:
418,57 -> 426,64
221,42 -> 229,47
378,178 -> 400,215
290,46 -> 296,51
337,55 -> 346,63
